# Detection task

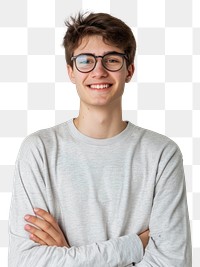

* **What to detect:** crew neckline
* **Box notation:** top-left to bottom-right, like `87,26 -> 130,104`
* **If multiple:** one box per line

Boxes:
66,118 -> 133,146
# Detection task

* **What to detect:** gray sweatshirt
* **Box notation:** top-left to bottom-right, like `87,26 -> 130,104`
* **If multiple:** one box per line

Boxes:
8,119 -> 192,267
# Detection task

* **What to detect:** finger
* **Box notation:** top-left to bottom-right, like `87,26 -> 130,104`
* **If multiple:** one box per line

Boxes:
33,208 -> 61,233
24,224 -> 56,246
24,215 -> 60,244
30,233 -> 47,246
33,208 -> 69,245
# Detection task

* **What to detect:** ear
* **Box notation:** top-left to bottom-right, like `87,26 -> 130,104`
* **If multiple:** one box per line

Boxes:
67,65 -> 76,84
125,63 -> 135,83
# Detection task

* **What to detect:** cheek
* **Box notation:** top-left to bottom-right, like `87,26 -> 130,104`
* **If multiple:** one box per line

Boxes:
116,72 -> 127,84
74,76 -> 88,94
74,72 -> 88,84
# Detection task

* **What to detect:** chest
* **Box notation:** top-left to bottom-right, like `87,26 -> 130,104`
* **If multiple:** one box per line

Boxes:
44,143 -> 158,244
47,143 -> 156,208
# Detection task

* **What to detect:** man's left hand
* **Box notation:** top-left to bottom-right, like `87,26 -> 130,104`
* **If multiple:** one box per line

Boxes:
24,208 -> 70,247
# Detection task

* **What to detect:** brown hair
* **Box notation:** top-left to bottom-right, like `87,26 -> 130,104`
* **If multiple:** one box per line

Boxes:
63,12 -> 136,68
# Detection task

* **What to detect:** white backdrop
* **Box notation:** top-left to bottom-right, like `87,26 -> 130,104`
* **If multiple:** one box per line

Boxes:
0,0 -> 199,265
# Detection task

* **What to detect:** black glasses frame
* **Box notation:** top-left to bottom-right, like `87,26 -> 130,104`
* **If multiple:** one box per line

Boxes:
71,52 -> 128,73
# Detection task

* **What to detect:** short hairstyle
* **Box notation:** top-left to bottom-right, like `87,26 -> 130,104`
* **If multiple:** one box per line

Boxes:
63,12 -> 136,68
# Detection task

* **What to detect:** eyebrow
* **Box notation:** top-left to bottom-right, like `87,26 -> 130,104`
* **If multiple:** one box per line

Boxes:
78,51 -> 123,56
102,51 -> 122,55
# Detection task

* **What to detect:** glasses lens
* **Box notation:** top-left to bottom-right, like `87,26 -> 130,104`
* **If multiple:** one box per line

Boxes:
76,55 -> 95,72
103,54 -> 124,71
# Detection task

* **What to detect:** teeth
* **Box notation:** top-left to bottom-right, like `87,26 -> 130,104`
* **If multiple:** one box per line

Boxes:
90,84 -> 110,89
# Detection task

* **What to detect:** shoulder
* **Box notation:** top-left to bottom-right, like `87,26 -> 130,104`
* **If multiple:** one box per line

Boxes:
128,122 -> 182,157
16,121 -> 69,161
128,123 -> 184,183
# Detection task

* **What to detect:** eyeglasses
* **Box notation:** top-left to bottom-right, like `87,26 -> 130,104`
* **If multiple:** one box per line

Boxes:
71,52 -> 128,73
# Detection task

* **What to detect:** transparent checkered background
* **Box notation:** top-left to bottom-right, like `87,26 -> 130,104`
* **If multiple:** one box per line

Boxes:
0,0 -> 199,266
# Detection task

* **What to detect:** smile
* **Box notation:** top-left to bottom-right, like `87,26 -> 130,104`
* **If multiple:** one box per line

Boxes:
89,84 -> 112,90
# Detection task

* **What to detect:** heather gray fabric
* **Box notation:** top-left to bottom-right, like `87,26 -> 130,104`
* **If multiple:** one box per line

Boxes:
8,119 -> 192,266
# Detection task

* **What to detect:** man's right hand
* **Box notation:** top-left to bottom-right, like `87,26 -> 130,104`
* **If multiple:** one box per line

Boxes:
139,229 -> 150,250
24,208 -> 70,247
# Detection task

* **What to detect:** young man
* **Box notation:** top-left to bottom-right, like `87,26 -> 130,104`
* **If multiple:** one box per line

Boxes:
8,12 -> 192,266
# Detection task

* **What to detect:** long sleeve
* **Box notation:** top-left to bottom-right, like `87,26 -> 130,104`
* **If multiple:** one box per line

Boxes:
8,134 -> 143,267
135,143 -> 192,267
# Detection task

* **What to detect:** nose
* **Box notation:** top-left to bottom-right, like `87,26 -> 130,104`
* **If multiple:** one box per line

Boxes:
91,58 -> 108,78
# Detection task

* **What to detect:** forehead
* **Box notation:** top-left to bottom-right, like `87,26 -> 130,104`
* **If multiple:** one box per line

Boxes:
74,35 -> 123,55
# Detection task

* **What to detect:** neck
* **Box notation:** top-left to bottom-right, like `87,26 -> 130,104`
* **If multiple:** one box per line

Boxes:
73,103 -> 127,139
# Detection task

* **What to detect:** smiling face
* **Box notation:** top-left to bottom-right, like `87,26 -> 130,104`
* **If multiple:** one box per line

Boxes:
67,35 -> 134,109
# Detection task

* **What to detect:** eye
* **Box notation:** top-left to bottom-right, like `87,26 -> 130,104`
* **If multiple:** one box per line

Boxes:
77,55 -> 94,65
104,55 -> 122,64
79,59 -> 92,64
108,58 -> 119,63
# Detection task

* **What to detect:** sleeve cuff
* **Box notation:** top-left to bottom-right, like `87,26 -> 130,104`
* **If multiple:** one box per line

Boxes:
114,233 -> 143,266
